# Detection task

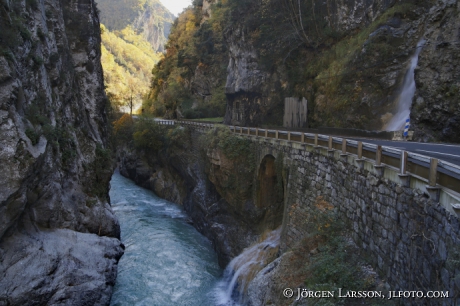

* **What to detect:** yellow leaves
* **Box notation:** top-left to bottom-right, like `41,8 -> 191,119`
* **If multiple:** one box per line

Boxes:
101,23 -> 162,111
113,114 -> 133,135
185,20 -> 196,33
313,196 -> 334,233
315,196 -> 333,211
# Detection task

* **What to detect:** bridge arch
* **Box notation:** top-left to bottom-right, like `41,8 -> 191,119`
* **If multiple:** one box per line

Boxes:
256,154 -> 284,230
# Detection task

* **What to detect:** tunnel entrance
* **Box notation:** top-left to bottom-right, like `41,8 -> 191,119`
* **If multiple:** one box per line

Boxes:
256,155 -> 284,230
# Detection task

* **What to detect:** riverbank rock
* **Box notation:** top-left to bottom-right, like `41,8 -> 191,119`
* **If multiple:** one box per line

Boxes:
0,229 -> 123,306
118,148 -> 188,204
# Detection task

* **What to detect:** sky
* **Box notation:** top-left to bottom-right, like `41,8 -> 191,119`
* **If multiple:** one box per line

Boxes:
160,0 -> 193,16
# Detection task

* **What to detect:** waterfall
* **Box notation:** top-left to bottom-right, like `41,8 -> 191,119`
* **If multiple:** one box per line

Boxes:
385,39 -> 426,131
212,228 -> 281,305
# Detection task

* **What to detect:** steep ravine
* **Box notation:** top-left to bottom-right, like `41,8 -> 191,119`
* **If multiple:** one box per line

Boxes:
0,0 -> 123,304
118,127 -> 284,267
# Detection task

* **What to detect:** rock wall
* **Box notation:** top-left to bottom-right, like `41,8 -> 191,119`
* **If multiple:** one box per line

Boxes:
412,0 -> 460,142
223,25 -> 284,127
0,0 -> 123,305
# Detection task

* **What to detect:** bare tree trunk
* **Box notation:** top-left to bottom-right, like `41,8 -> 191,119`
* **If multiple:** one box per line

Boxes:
311,0 -> 320,38
130,91 -> 133,117
283,0 -> 311,45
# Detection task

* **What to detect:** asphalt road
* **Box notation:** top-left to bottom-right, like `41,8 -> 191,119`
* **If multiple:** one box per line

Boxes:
156,119 -> 460,167
351,138 -> 460,166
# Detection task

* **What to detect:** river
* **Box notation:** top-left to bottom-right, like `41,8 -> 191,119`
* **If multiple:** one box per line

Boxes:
109,171 -> 241,306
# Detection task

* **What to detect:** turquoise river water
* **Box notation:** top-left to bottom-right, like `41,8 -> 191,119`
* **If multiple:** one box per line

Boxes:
109,171 -> 240,306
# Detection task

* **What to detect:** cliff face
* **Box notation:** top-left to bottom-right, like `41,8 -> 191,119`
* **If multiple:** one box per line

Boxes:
164,0 -> 459,142
223,26 -> 284,127
412,0 -> 460,142
131,2 -> 174,53
0,0 -> 123,304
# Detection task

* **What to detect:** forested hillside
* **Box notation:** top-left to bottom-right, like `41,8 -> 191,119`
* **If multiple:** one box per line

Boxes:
101,25 -> 161,113
96,0 -> 174,52
145,3 -> 227,118
146,0 -> 460,142
96,0 -> 175,114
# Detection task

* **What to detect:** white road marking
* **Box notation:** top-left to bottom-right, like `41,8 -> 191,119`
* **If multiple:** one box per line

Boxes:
384,146 -> 406,150
416,149 -> 460,158
414,143 -> 460,148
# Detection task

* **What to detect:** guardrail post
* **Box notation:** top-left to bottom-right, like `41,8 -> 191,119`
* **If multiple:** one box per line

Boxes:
301,133 -> 305,143
327,136 -> 334,157
313,134 -> 321,153
429,158 -> 438,187
375,145 -> 382,166
426,158 -> 440,201
256,128 -> 258,137
288,132 -> 291,141
239,127 -> 242,134
247,127 -> 250,135
400,151 -> 408,175
355,141 -> 364,171
340,139 -> 348,162
374,145 -> 384,177
275,130 -> 279,139
265,129 -> 268,137
398,151 -> 410,187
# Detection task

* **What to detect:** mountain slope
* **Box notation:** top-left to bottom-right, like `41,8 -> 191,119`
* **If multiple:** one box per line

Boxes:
147,0 -> 460,142
96,0 -> 174,52
101,24 -> 161,112
96,0 -> 175,113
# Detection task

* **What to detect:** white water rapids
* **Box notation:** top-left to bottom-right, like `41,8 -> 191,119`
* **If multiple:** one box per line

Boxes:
212,229 -> 281,305
109,171 -> 279,305
385,39 -> 426,131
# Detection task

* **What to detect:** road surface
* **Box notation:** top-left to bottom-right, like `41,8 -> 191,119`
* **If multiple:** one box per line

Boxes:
351,138 -> 460,166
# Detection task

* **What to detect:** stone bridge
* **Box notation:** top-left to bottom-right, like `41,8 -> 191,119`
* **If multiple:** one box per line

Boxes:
157,120 -> 460,303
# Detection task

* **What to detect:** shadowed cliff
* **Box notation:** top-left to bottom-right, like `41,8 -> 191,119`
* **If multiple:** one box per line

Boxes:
0,0 -> 123,304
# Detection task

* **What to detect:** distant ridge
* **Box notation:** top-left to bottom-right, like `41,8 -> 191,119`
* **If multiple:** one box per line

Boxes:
96,0 -> 174,52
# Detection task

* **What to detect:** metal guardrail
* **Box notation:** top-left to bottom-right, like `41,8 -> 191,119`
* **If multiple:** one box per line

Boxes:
158,120 -> 460,196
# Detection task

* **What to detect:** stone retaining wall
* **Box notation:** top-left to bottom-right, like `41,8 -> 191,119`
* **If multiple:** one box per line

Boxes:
251,138 -> 459,305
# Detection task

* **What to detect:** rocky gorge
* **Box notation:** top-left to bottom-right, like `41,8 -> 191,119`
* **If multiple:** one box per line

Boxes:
0,0 -> 123,304
119,123 -> 460,305
117,126 -> 278,267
